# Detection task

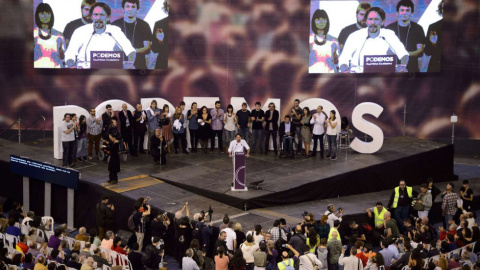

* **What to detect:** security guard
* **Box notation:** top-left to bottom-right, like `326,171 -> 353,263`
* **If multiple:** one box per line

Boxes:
387,180 -> 415,233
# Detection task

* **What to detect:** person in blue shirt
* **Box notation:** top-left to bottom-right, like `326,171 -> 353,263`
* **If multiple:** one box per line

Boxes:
5,218 -> 21,237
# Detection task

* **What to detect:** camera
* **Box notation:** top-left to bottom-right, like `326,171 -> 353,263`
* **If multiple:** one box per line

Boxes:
200,206 -> 214,222
338,207 -> 343,212
302,211 -> 309,218
281,244 -> 286,248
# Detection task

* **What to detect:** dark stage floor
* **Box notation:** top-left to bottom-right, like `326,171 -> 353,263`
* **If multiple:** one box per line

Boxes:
0,137 -> 478,233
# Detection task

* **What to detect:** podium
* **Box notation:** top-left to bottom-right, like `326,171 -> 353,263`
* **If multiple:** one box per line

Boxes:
232,152 -> 247,191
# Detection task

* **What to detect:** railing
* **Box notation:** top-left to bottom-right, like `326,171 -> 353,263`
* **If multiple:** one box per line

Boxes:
22,116 -> 46,142
0,116 -> 46,143
0,118 -> 21,143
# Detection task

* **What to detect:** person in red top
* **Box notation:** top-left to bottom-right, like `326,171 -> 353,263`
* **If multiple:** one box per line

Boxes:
16,234 -> 29,254
354,241 -> 368,267
439,223 -> 457,240
111,237 -> 129,265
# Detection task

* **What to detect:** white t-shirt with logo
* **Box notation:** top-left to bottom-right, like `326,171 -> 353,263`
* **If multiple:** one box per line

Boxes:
61,121 -> 75,142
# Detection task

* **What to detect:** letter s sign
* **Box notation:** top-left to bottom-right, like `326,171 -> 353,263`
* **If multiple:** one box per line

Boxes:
350,102 -> 384,154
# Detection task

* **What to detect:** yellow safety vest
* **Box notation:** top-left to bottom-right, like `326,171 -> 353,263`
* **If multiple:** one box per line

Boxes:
328,227 -> 341,241
392,186 -> 412,208
373,207 -> 387,228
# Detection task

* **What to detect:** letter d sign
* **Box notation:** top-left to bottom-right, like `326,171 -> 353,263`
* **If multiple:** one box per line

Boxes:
350,102 -> 384,154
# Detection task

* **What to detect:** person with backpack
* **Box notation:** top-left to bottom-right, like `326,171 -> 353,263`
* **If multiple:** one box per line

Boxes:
289,226 -> 306,256
299,244 -> 323,270
189,239 -> 204,270
132,201 -> 151,252
277,244 -> 299,270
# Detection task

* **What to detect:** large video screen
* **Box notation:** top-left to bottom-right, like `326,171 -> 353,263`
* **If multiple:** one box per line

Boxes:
309,0 -> 443,73
33,0 -> 169,70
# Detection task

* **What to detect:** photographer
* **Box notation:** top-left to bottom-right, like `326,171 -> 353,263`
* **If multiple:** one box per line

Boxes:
133,198 -> 151,252
151,211 -> 170,244
324,205 -> 343,228
301,213 -> 315,234
175,202 -> 193,268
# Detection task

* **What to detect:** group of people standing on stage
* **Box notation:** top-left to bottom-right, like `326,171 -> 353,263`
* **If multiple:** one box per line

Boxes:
60,99 -> 345,183
34,0 -> 169,69
309,0 -> 444,73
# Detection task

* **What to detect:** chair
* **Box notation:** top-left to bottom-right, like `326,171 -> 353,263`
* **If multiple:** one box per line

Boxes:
37,229 -> 46,240
20,224 -> 30,236
79,240 -> 86,250
337,130 -> 350,158
41,216 -> 54,232
0,233 -> 6,247
4,234 -> 19,249
65,236 -> 76,250
108,250 -> 119,266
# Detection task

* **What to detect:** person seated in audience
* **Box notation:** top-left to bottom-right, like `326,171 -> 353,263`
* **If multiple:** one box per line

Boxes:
47,229 -> 62,249
80,257 -> 95,270
444,233 -> 457,252
26,228 -> 38,243
390,241 -> 412,270
88,229 -> 101,247
47,262 -> 56,270
67,253 -> 82,270
49,248 -> 65,264
75,227 -> 90,242
24,253 -> 35,270
92,248 -> 110,267
16,234 -> 29,254
142,245 -> 163,270
34,255 -> 47,270
448,253 -> 462,269
79,242 -> 92,259
111,236 -> 128,255
71,241 -> 82,256
11,253 -> 22,266
5,218 -> 21,237
22,211 -> 35,226
0,248 -> 12,265
127,243 -> 143,270
100,231 -> 115,250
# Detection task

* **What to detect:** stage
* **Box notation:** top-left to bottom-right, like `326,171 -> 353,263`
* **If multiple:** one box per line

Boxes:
151,136 -> 454,209
0,137 -> 454,211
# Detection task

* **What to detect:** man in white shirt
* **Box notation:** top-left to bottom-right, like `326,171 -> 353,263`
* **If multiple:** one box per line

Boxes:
61,113 -> 77,167
228,133 -> 250,158
309,106 -> 327,158
324,204 -> 343,228
65,2 -> 136,69
339,7 -> 409,73
221,222 -> 237,253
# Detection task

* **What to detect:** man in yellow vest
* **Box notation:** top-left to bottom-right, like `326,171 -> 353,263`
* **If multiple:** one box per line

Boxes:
366,201 -> 387,234
387,180 -> 415,234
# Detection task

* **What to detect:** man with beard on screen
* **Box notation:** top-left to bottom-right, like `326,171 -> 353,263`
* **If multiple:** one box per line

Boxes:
337,2 -> 371,54
339,7 -> 409,73
65,2 -> 136,69
112,0 -> 152,69
63,0 -> 96,48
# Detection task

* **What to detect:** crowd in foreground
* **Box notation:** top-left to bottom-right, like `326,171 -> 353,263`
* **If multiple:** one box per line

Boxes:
0,178 -> 478,270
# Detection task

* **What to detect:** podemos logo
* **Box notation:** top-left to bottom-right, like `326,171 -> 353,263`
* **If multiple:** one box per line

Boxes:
93,53 -> 122,58
366,56 -> 394,62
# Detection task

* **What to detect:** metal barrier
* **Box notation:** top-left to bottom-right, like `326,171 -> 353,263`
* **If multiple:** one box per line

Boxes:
0,116 -> 46,143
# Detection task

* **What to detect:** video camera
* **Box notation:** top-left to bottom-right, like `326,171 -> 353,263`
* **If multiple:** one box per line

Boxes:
200,206 -> 213,222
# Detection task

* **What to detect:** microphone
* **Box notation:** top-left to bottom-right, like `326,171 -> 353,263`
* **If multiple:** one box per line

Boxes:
357,36 -> 370,70
107,32 -> 126,60
83,30 -> 96,67
380,36 -> 397,56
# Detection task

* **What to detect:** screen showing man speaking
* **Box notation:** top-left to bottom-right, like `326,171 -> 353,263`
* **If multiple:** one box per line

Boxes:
33,0 -> 169,70
309,0 -> 444,73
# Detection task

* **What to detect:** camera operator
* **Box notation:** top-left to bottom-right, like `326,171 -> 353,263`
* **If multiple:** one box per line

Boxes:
151,211 -> 170,245
193,212 -> 213,252
300,212 -> 315,234
133,198 -> 151,251
324,205 -> 343,228
175,202 -> 193,268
